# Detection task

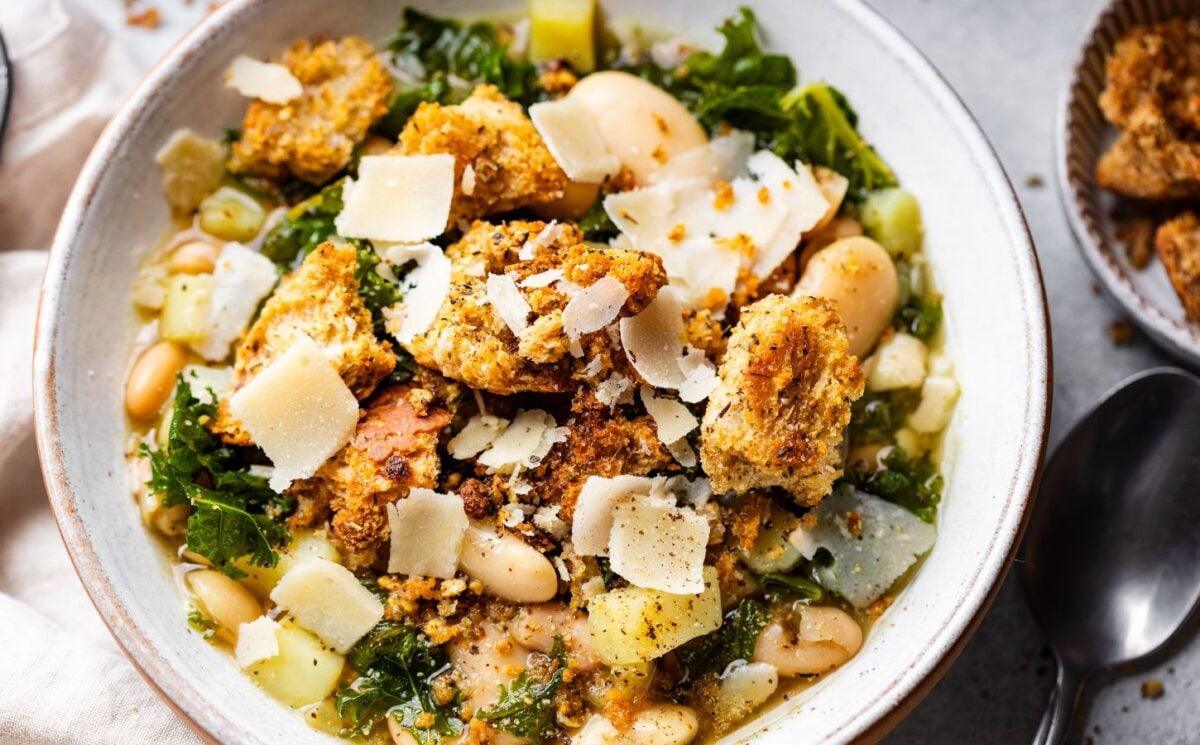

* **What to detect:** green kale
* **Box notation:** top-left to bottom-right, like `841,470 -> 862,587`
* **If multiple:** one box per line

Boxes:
337,622 -> 463,744
261,180 -> 347,267
377,9 -> 543,136
354,242 -> 404,337
579,197 -> 619,242
760,571 -> 824,604
476,637 -> 567,745
896,294 -> 943,340
845,446 -> 942,523
777,83 -> 898,199
674,598 -> 768,681
187,609 -> 217,640
848,388 -> 921,446
141,378 -> 290,578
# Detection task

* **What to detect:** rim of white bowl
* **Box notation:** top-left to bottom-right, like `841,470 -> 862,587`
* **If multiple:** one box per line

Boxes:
32,0 -> 1052,742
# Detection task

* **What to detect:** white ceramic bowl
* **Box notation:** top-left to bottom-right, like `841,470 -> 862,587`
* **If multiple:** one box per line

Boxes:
33,1 -> 1050,742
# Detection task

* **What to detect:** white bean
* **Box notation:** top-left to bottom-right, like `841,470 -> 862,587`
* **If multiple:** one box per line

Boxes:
512,603 -> 599,671
186,569 -> 262,644
458,525 -> 559,603
387,720 -> 418,745
794,236 -> 899,358
125,340 -> 188,420
753,607 -> 864,676
132,458 -> 188,537
568,71 -> 708,184
629,705 -> 700,745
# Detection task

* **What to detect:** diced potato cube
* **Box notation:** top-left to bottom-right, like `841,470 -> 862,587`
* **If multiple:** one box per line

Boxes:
199,186 -> 266,243
159,274 -> 213,344
907,374 -> 960,433
245,620 -> 344,707
866,332 -> 926,391
232,530 -> 341,600
861,188 -> 923,258
529,0 -> 596,73
155,129 -> 225,213
587,567 -> 721,665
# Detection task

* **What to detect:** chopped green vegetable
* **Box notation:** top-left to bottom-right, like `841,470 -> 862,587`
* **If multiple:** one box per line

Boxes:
760,571 -> 824,603
261,180 -> 347,267
141,378 -> 290,578
354,242 -> 403,337
336,621 -> 463,744
861,188 -> 923,257
897,294 -> 943,341
844,446 -> 942,522
674,598 -> 767,681
848,388 -> 921,445
778,83 -> 898,199
579,196 -> 619,242
378,9 -> 544,136
476,637 -> 567,745
187,609 -> 217,639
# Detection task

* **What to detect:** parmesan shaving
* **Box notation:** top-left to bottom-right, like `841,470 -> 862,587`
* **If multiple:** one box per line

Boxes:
520,268 -> 564,288
225,56 -> 302,104
609,498 -> 709,593
478,409 -> 566,474
677,347 -> 720,403
191,242 -> 279,361
595,373 -> 631,409
235,616 -> 281,668
486,273 -> 532,337
335,154 -> 454,242
269,558 -> 385,653
562,276 -> 628,340
571,475 -> 656,556
448,414 -> 510,459
640,387 -> 698,444
619,287 -> 687,388
529,97 -> 621,183
666,438 -> 698,468
383,242 -> 452,343
387,489 -> 470,579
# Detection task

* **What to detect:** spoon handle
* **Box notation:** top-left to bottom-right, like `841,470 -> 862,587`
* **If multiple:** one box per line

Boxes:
1033,663 -> 1086,745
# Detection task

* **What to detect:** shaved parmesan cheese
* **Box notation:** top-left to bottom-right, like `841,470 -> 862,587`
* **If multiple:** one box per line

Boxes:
609,499 -> 709,593
383,242 -> 452,343
562,276 -> 628,340
225,56 -> 302,104
386,489 -> 469,579
478,409 -> 566,473
192,243 -> 279,361
530,97 -> 620,183
572,475 -> 656,556
448,414 -> 510,459
235,616 -> 280,668
269,558 -> 385,653
335,154 -> 454,242
595,372 -> 631,409
533,505 -> 569,539
667,438 -> 698,468
461,164 -> 477,196
662,475 -> 712,508
521,268 -> 564,288
677,347 -> 719,403
619,287 -> 687,388
647,131 -> 755,187
789,486 -> 936,608
228,335 -> 358,492
486,273 -> 532,336
640,387 -> 698,444
745,151 -> 828,277
520,220 -> 565,261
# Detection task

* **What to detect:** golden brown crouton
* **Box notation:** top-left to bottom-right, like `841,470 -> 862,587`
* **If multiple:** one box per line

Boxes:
1155,211 -> 1200,321
290,384 -> 450,570
229,37 -> 392,185
700,295 -> 864,505
212,241 -> 395,444
402,220 -> 667,394
397,85 -> 567,226
1095,20 -> 1200,199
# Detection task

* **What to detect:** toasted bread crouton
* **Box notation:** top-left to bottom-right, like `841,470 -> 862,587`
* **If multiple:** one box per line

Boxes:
229,37 -> 392,185
397,85 -> 567,226
290,384 -> 451,570
528,398 -> 677,521
700,295 -> 864,504
212,241 -> 395,444
1155,211 -> 1200,321
402,220 -> 666,394
1095,20 -> 1200,199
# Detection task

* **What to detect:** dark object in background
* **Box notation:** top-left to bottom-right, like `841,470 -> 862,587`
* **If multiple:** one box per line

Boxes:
0,31 -> 11,159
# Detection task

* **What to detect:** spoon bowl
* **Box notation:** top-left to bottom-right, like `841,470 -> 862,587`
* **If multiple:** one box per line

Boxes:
1021,368 -> 1200,743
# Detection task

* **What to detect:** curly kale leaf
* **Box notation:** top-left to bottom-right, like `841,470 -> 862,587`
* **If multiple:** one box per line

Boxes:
897,294 -> 943,340
760,572 -> 825,604
776,83 -> 898,199
378,9 -> 542,136
674,599 -> 768,682
848,388 -> 922,446
261,180 -> 347,267
476,638 -> 567,745
141,378 -> 290,578
336,622 -> 462,744
844,446 -> 943,523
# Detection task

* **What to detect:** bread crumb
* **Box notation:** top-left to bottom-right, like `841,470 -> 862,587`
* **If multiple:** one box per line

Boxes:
126,7 -> 160,28
1141,678 -> 1165,699
1116,215 -> 1156,269
1025,174 -> 1045,188
1108,319 -> 1135,345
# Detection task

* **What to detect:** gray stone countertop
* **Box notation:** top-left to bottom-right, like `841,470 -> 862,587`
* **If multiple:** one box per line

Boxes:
88,0 -> 1197,741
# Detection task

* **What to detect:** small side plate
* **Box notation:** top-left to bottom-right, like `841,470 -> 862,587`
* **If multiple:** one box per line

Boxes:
1057,0 -> 1200,365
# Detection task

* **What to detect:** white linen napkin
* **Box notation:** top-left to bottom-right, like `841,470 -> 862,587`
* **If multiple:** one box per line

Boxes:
0,2 -> 203,742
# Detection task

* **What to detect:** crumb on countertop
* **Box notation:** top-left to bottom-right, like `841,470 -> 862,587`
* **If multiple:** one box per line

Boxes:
125,7 -> 160,29
1025,174 -> 1045,188
1141,678 -> 1165,700
1108,319 -> 1135,345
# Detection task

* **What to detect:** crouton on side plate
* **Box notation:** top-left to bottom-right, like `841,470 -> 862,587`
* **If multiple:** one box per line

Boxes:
700,294 -> 864,505
212,241 -> 395,445
229,37 -> 393,185
397,85 -> 568,226
1155,211 -> 1200,322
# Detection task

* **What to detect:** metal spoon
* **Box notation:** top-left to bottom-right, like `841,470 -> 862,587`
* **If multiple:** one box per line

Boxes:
1021,367 -> 1200,745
